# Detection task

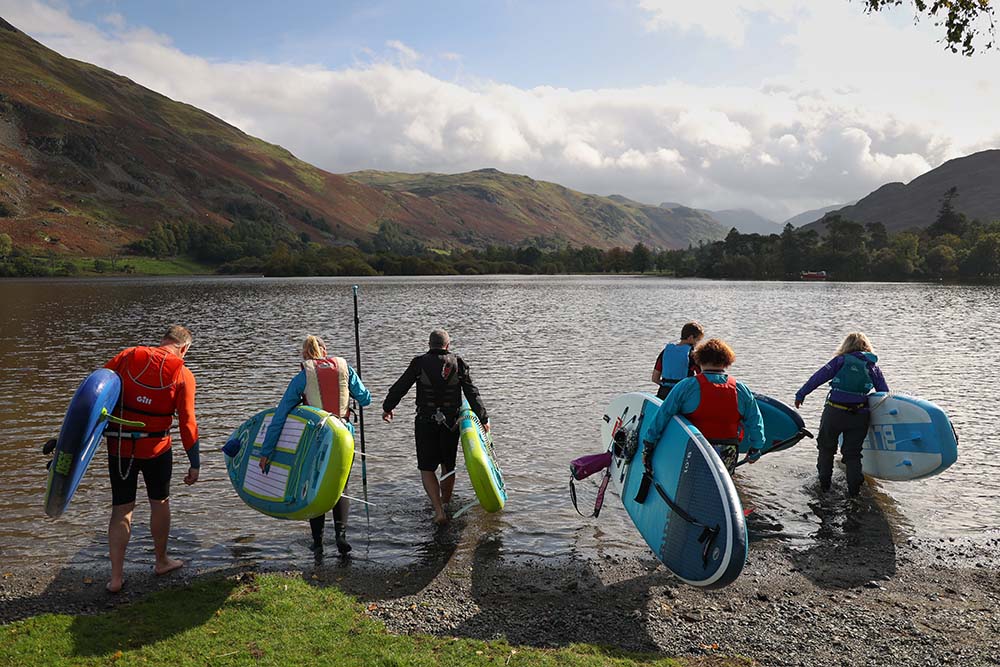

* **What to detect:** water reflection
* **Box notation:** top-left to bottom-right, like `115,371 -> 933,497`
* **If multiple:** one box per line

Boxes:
0,276 -> 993,574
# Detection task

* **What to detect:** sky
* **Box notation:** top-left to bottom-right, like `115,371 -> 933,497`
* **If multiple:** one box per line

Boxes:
2,0 -> 998,221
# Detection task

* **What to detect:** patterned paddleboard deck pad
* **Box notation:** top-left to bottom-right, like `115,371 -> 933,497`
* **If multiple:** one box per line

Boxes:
224,406 -> 353,520
601,392 -> 748,589
862,392 -> 958,481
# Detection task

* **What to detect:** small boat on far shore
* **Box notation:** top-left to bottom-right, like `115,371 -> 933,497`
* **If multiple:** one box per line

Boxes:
800,270 -> 828,281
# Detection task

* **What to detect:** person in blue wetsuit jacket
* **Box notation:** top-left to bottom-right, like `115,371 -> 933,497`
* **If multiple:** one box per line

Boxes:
795,332 -> 888,497
259,335 -> 371,555
643,338 -> 764,474
650,321 -> 704,399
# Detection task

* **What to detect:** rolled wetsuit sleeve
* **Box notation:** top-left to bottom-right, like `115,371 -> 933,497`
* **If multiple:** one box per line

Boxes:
795,356 -> 843,403
348,366 -> 371,407
382,357 -> 421,414
736,383 -> 765,451
458,357 -> 488,424
645,377 -> 700,444
869,363 -> 889,392
261,372 -> 306,459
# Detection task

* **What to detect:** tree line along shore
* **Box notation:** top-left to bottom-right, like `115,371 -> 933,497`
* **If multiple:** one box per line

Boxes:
2,188 -> 997,281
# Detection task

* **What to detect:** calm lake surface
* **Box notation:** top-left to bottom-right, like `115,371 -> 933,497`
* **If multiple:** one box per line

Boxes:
1,275 -> 996,572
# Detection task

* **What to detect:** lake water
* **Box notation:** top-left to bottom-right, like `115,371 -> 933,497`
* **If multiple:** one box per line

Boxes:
1,275 -> 996,573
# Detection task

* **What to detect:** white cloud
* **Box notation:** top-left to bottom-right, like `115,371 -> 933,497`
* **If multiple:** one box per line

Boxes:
1,0 -> 998,221
637,0 -> 802,47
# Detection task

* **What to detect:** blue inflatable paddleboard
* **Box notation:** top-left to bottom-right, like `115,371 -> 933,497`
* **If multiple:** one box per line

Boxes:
744,392 -> 812,456
602,392 -> 747,589
44,369 -> 122,518
863,392 -> 958,481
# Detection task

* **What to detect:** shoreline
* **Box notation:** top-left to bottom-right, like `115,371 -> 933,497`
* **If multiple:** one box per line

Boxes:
4,506 -> 1000,666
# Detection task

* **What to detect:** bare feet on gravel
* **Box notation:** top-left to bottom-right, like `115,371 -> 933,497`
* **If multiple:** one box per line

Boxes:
433,511 -> 449,526
105,577 -> 124,594
154,557 -> 184,576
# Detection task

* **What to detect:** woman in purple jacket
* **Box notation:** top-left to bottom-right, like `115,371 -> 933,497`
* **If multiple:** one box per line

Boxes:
795,333 -> 888,496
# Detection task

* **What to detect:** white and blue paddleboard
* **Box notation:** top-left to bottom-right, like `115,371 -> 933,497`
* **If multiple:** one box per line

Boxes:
863,392 -> 958,481
602,392 -> 747,589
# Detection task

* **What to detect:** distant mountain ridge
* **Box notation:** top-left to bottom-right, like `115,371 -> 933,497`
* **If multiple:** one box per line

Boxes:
783,204 -> 850,228
348,170 -> 726,250
0,17 -> 726,257
805,150 -> 1000,233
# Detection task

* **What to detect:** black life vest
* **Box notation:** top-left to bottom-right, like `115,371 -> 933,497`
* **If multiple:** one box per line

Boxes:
415,350 -> 462,417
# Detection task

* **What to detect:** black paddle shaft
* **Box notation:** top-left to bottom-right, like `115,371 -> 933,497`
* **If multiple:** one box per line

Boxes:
352,286 -> 369,509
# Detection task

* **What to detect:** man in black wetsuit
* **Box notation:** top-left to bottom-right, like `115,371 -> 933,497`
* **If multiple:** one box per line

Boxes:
382,329 -> 490,525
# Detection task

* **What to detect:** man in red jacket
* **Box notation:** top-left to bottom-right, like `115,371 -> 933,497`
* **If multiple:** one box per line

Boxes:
103,325 -> 201,593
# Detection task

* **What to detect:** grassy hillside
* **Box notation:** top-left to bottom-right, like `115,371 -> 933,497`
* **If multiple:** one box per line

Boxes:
349,169 -> 725,249
0,16 -> 724,260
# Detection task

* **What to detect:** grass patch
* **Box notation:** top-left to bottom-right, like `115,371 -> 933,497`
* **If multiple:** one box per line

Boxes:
0,574 -> 731,667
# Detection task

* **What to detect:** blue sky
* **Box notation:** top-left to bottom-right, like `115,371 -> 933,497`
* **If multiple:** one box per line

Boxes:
3,0 -> 999,219
63,0 -> 790,89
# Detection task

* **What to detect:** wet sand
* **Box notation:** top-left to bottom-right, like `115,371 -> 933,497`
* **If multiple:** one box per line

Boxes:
4,488 -> 1000,667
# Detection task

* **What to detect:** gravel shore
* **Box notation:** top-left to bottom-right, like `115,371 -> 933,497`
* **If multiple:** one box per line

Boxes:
3,491 -> 1000,667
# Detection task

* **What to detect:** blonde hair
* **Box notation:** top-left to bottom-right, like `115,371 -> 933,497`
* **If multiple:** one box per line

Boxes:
836,332 -> 873,356
302,335 -> 327,360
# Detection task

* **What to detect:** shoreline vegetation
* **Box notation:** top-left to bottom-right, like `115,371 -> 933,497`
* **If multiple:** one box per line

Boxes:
3,190 -> 998,281
0,572 -> 713,667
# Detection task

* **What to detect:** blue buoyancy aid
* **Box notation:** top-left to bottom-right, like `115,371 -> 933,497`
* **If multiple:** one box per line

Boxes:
829,352 -> 877,402
660,343 -> 692,383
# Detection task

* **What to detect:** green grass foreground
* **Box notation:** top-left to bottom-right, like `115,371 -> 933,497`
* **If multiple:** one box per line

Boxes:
0,574 -> 741,667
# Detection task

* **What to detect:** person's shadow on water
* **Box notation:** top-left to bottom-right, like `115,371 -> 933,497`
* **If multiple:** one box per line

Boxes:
452,530 -> 670,653
789,481 -> 902,589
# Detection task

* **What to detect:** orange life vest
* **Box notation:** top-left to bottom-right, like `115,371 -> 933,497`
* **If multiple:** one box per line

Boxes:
686,374 -> 743,444
302,356 -> 349,418
106,346 -> 185,458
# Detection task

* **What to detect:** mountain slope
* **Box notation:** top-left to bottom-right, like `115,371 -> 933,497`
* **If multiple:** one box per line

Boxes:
348,170 -> 726,249
805,150 -> 1000,233
706,208 -> 781,235
0,17 -> 725,256
782,203 -> 850,228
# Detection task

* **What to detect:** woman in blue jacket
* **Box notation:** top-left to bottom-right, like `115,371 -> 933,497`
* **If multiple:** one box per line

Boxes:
259,335 -> 371,554
795,332 -> 888,496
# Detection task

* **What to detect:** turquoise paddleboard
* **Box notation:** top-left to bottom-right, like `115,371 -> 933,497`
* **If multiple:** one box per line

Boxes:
602,392 -> 748,589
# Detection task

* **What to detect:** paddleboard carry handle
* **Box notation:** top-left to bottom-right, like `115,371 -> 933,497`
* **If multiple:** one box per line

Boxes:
100,408 -> 145,428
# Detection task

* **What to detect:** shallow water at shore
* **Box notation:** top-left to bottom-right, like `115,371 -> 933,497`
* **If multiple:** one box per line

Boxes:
1,275 -> 997,572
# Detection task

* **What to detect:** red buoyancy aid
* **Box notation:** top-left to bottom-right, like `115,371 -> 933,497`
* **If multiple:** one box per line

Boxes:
686,374 -> 742,443
302,356 -> 350,419
107,346 -> 186,458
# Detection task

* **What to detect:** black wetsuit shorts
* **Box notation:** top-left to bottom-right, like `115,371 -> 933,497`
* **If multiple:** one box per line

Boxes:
108,449 -> 173,505
414,418 -> 459,472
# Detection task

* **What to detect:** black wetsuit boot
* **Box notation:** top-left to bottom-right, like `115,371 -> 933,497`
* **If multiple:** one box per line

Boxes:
309,514 -> 325,552
333,497 -> 351,555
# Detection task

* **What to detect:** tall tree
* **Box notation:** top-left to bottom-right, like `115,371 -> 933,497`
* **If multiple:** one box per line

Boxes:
861,0 -> 995,55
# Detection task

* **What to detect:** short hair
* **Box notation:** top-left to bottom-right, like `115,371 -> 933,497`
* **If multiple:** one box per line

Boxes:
162,324 -> 192,347
836,332 -> 873,356
680,321 -> 704,340
429,329 -> 450,349
302,335 -> 327,360
694,338 -> 736,368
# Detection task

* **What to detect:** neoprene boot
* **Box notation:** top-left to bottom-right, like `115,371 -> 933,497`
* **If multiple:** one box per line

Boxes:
334,522 -> 351,555
309,515 -> 325,552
